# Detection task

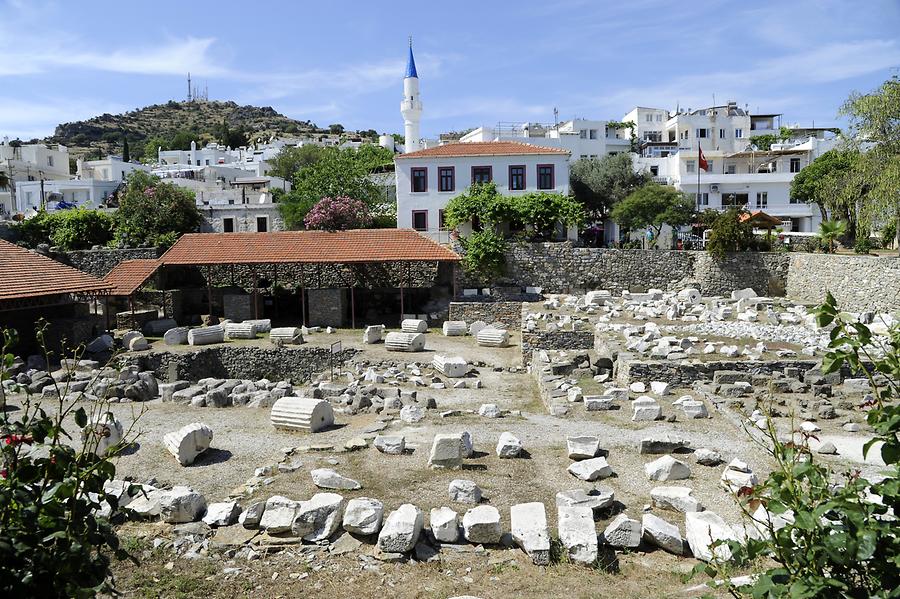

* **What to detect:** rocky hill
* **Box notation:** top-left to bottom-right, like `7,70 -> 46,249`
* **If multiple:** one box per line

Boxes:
48,100 -> 324,159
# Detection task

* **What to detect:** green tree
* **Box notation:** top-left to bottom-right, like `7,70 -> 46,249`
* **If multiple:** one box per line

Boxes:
267,145 -> 324,181
0,170 -> 8,190
516,191 -> 585,240
142,136 -> 169,163
328,123 -> 345,135
169,129 -> 198,151
116,171 -> 201,248
443,182 -> 514,230
569,153 -> 648,219
790,149 -> 860,223
706,208 -> 755,259
277,147 -> 382,229
610,183 -> 694,246
15,209 -> 116,250
817,219 -> 848,253
840,75 -> 900,255
121,134 -> 130,163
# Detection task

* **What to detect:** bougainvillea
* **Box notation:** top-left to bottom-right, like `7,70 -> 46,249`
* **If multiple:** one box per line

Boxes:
303,196 -> 373,231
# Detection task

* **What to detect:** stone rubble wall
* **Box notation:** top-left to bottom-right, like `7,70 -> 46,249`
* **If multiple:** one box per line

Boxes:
786,253 -> 900,313
120,345 -> 358,384
616,357 -> 820,387
52,247 -> 161,277
521,331 -> 595,365
447,301 -> 523,329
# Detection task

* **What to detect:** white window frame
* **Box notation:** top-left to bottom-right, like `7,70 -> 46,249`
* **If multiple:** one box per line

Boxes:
756,192 -> 768,208
735,128 -> 743,138
686,160 -> 696,173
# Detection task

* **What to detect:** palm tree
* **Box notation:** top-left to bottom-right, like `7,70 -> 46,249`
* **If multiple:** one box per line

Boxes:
0,170 -> 8,190
818,219 -> 847,253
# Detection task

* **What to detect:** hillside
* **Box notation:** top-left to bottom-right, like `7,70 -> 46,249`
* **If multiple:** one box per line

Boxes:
48,100 -> 324,160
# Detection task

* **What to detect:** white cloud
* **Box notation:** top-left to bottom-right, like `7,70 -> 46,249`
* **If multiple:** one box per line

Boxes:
0,96 -> 128,139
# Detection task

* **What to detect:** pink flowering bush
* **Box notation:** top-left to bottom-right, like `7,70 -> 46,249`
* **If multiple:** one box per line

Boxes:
303,196 -> 373,230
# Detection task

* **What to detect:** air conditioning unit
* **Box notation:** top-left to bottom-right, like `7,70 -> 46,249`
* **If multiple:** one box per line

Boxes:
710,184 -> 719,193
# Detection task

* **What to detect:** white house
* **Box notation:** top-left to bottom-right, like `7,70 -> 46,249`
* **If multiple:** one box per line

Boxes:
394,141 -> 571,239
15,179 -> 120,213
0,138 -> 71,215
459,118 -> 630,160
626,101 -> 837,233
158,141 -> 236,167
77,156 -> 150,181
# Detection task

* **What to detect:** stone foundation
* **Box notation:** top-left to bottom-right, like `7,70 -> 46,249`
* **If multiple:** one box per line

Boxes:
448,301 -> 523,329
522,331 -> 595,365
615,357 -> 820,387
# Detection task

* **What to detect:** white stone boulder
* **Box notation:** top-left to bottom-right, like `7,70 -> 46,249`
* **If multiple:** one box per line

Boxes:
601,514 -> 641,548
384,331 -> 426,352
239,501 -> 266,529
374,435 -> 405,455
433,355 -> 468,378
731,288 -> 757,301
270,397 -> 334,432
677,288 -> 701,304
496,432 -> 523,458
558,506 -> 598,565
685,511 -> 738,562
157,486 -> 207,524
430,506 -> 460,543
556,488 -> 614,512
478,403 -> 501,418
400,404 -> 425,424
81,412 -> 124,457
342,497 -> 384,535
163,326 -> 190,345
362,324 -> 384,344
127,334 -> 150,351
163,422 -> 213,466
566,436 -> 600,460
259,495 -> 300,534
401,318 -> 428,333
187,325 -> 225,346
442,321 -> 468,336
203,501 -> 241,527
462,505 -> 502,544
651,486 -> 703,513
584,395 -> 615,411
682,400 -> 709,419
567,456 -> 613,481
650,381 -> 670,396
377,504 -> 424,553
311,468 -> 360,490
645,455 -> 692,481
510,502 -> 550,565
269,327 -> 303,345
475,327 -> 509,348
721,459 -> 759,492
429,434 -> 464,469
292,492 -> 345,541
449,479 -> 481,504
642,513 -> 684,554
632,396 -> 662,421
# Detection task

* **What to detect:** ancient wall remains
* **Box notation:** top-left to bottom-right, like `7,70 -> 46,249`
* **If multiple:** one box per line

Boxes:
52,247 -> 160,277
786,253 -> 900,313
521,330 -> 595,365
447,301 -> 523,328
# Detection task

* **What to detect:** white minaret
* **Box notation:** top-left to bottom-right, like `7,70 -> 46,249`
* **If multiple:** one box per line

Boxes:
400,37 -> 423,153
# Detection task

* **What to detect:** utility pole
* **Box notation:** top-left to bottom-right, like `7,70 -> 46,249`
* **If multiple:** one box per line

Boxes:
39,170 -> 45,210
187,72 -> 192,102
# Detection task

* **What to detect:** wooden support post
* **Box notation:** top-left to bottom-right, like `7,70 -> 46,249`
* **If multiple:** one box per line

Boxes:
399,285 -> 404,324
350,286 -> 355,329
452,262 -> 458,298
128,295 -> 135,330
104,297 -> 110,332
206,266 -> 213,318
301,287 -> 306,326
252,267 -> 259,319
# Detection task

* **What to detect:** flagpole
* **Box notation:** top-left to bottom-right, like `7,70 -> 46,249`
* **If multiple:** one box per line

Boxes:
697,141 -> 701,208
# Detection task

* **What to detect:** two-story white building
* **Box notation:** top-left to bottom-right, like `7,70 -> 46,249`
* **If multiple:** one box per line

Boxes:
395,141 -> 570,239
459,119 -> 631,160
76,156 -> 150,182
0,138 -> 72,216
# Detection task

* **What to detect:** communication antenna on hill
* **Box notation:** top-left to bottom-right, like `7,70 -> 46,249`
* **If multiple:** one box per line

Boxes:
187,72 -> 193,102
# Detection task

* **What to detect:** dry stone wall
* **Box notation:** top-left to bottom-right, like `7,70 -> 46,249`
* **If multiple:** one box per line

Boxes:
52,247 -> 160,277
786,253 -> 900,313
448,301 -> 523,328
521,330 -> 595,365
617,357 -> 820,387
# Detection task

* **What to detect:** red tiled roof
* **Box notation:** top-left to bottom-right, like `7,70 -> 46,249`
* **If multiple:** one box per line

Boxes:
395,141 -> 570,159
103,259 -> 160,296
0,239 -> 112,302
159,229 -> 460,265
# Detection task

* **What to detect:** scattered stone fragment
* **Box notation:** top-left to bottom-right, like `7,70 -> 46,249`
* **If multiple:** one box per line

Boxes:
694,448 -> 724,466
311,468 -> 361,490
496,432 -> 523,458
601,513 -> 641,548
429,434 -> 464,469
642,513 -> 684,555
342,497 -> 384,535
374,435 -> 405,455
81,412 -> 123,457
400,405 -> 426,424
721,460 -> 759,492
681,400 -> 709,419
685,511 -> 737,562
640,435 -> 690,454
478,403 -> 501,418
566,436 -> 600,460
163,422 -> 213,466
462,506 -> 502,544
567,456 -> 613,481
555,488 -> 614,512
292,493 -> 345,541
203,501 -> 241,527
259,496 -> 299,534
557,506 -> 598,565
377,504 -> 424,553
816,441 -> 837,455
651,486 -> 703,513
510,502 -> 551,565
157,486 -> 207,524
645,455 -> 691,481
430,506 -> 460,543
239,501 -> 266,529
632,397 -> 662,421
449,479 -> 482,505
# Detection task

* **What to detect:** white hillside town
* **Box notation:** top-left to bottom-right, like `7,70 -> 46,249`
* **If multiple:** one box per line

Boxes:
0,5 -> 899,598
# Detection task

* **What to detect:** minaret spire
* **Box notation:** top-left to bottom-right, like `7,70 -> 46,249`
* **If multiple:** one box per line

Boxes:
400,37 -> 422,152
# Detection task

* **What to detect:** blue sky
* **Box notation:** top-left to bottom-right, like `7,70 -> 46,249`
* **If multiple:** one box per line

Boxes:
1,0 -> 899,141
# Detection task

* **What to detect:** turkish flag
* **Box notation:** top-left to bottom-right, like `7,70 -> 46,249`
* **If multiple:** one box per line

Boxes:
698,147 -> 709,171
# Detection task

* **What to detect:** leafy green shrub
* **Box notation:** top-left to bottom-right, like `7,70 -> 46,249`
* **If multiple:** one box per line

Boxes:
459,230 -> 506,279
15,209 -> 115,250
882,220 -> 897,249
0,326 -> 136,597
854,236 -> 874,254
116,171 -> 201,249
694,293 -> 900,597
706,209 -> 754,260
